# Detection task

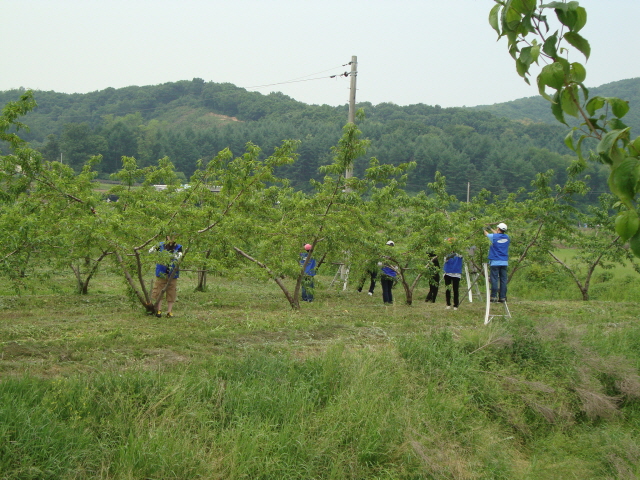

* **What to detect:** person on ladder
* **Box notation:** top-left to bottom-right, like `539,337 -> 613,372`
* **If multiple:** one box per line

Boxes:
484,222 -> 510,303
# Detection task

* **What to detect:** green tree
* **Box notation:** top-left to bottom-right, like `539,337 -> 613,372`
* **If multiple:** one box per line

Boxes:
547,194 -> 635,300
41,134 -> 61,162
60,123 -> 107,172
490,0 -> 640,255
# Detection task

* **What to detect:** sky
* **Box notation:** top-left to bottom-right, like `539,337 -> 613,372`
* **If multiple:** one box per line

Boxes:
3,0 -> 639,108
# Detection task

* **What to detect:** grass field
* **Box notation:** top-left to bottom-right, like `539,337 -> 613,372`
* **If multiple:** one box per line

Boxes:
1,268 -> 639,479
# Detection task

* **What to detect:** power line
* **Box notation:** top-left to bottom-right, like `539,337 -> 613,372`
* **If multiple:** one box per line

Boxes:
244,71 -> 351,90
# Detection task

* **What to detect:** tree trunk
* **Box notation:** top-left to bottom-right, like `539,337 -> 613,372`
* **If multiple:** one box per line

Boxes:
233,246 -> 300,310
195,249 -> 212,292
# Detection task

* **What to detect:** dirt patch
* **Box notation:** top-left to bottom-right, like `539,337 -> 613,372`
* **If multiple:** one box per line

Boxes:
207,112 -> 240,122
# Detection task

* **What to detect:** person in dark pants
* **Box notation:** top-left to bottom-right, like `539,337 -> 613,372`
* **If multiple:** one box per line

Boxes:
425,252 -> 440,303
484,223 -> 510,302
443,250 -> 463,310
300,243 -> 316,302
357,259 -> 378,296
380,240 -> 397,305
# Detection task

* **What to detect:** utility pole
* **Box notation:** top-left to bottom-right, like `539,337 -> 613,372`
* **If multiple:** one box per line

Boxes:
345,55 -> 357,181
339,56 -> 357,285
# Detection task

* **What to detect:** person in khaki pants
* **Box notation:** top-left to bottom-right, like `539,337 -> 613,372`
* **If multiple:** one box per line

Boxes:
150,235 -> 183,318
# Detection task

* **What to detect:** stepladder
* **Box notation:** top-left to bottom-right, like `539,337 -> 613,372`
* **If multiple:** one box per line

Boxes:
464,262 -> 483,303
483,263 -> 512,324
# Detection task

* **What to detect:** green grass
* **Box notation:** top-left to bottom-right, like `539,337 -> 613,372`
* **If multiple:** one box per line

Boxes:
1,269 -> 639,479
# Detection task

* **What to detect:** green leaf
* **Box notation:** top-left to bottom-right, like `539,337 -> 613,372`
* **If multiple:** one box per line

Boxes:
516,58 -> 530,82
551,91 -> 567,125
554,2 -> 581,31
564,32 -> 591,59
598,129 -> 631,161
570,62 -> 586,83
530,43 -> 541,63
608,118 -> 629,131
505,5 -> 522,30
511,0 -> 536,14
629,228 -> 640,258
607,97 -> 630,118
607,154 -> 639,205
540,2 -> 568,9
564,129 -> 576,151
537,75 -> 553,102
573,6 -> 587,32
561,86 -> 579,118
615,210 -> 640,241
629,137 -> 640,156
489,3 -> 502,35
539,62 -> 565,90
542,33 -> 559,57
585,96 -> 605,116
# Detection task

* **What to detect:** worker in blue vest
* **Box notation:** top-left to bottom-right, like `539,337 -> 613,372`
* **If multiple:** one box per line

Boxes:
379,240 -> 398,305
300,243 -> 316,302
443,243 -> 463,310
149,235 -> 183,318
484,222 -> 510,302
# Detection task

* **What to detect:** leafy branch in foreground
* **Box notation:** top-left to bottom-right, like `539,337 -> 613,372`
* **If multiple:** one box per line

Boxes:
490,0 -> 640,255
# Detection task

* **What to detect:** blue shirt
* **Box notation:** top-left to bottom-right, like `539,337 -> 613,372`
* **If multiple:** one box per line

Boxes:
300,252 -> 316,276
487,233 -> 510,266
155,242 -> 183,278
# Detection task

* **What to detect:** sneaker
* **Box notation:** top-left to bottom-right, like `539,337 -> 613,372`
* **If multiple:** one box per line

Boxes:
155,311 -> 162,318
490,297 -> 499,303
453,307 -> 458,311
367,292 -> 373,296
166,312 -> 174,318
445,305 -> 451,310
499,298 -> 506,303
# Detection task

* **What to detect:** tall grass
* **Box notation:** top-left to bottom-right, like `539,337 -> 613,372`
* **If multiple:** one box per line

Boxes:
1,268 -> 639,478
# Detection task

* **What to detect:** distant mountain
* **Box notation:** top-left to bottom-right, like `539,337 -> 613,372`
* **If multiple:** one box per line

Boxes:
0,79 -> 612,203
470,78 -> 640,135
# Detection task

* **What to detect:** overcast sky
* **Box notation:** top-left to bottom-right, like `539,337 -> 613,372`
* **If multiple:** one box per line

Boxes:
3,0 -> 639,108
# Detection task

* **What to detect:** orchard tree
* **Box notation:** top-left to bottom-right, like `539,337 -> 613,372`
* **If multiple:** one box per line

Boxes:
104,139 -> 299,314
232,121 -> 410,309
372,172 -> 453,306
0,91 -> 107,292
547,193 -> 635,301
490,0 -> 640,255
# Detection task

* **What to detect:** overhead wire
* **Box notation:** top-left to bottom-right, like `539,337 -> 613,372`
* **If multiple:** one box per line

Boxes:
244,63 -> 353,90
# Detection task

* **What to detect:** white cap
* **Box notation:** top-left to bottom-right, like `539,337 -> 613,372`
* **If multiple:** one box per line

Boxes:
497,222 -> 508,231
386,240 -> 395,246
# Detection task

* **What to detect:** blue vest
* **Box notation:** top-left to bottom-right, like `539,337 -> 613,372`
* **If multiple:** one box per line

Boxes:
381,265 -> 397,278
443,254 -> 463,275
155,242 -> 182,278
300,253 -> 316,276
488,234 -> 510,265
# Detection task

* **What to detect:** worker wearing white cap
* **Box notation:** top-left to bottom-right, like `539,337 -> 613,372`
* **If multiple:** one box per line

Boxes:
484,223 -> 510,302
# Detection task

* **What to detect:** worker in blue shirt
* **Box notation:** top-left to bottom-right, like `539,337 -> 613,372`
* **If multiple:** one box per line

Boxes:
443,247 -> 463,310
300,243 -> 316,302
484,222 -> 510,302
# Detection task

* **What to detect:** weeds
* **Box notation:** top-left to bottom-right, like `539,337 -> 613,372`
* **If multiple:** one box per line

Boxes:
0,272 -> 639,478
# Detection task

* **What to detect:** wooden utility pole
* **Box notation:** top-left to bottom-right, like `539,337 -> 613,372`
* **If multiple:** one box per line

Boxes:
340,56 -> 357,285
345,55 -> 357,181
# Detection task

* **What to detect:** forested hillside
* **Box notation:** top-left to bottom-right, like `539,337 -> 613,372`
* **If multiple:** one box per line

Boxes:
471,77 -> 640,135
0,78 -> 616,201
